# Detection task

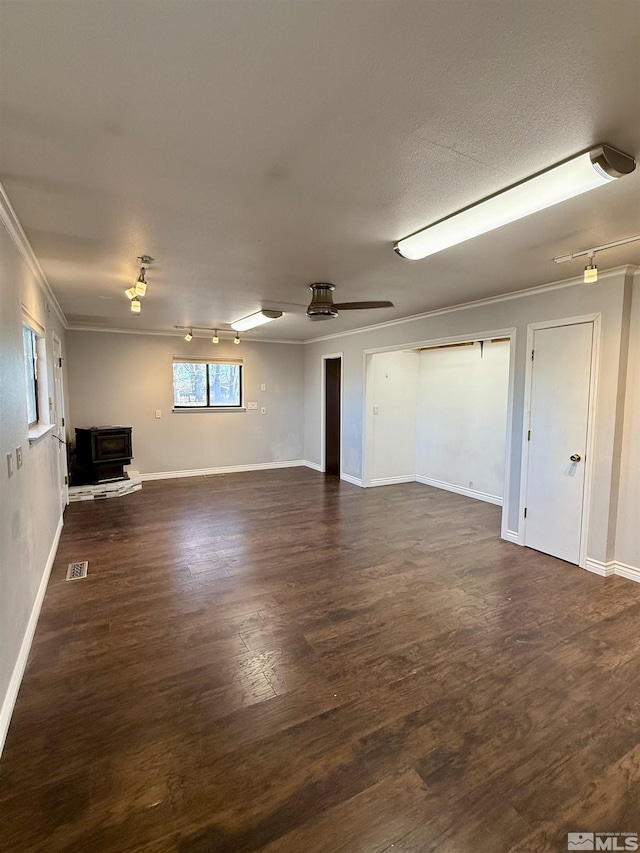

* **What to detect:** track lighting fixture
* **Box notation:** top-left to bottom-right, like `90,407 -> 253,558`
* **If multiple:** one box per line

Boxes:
395,144 -> 636,260
234,333 -> 241,345
212,331 -> 219,343
131,298 -> 141,314
185,329 -> 193,342
584,253 -> 598,284
554,233 -> 640,284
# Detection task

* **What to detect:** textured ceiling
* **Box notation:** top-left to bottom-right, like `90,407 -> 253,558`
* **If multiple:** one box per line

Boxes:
1,0 -> 639,341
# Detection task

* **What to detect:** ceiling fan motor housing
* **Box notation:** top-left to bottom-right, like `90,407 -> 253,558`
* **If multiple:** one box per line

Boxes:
307,283 -> 339,318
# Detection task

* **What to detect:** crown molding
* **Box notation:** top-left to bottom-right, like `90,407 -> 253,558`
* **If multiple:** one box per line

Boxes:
0,181 -> 67,329
303,264 -> 638,345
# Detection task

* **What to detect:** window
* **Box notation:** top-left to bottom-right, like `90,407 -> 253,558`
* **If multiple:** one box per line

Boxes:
23,325 -> 39,426
173,359 -> 243,409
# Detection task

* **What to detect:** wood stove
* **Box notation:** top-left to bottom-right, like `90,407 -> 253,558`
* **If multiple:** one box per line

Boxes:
74,426 -> 133,484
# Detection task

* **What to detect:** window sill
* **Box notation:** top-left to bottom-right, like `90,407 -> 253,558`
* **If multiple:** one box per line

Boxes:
172,407 -> 246,413
28,423 -> 56,445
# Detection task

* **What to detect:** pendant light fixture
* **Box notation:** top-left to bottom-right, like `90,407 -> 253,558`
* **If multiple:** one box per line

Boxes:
125,254 -> 153,313
135,267 -> 148,297
125,286 -> 138,300
395,144 -> 635,260
131,298 -> 141,314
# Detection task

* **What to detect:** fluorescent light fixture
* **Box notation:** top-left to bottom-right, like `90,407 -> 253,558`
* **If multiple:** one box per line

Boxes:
125,286 -> 137,300
395,144 -> 635,260
212,330 -> 219,344
234,333 -> 241,345
131,298 -> 141,314
231,310 -> 283,332
185,329 -> 193,341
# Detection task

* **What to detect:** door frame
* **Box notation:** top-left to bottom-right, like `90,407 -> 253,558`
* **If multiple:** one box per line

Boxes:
518,313 -> 601,568
51,331 -> 69,512
320,352 -> 343,474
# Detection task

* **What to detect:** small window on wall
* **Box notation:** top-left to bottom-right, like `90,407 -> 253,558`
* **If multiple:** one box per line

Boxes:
172,359 -> 243,409
23,325 -> 40,426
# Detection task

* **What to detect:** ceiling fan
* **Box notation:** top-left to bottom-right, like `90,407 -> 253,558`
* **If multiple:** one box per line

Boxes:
306,283 -> 394,320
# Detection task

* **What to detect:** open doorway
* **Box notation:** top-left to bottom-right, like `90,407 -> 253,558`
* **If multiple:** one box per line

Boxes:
323,355 -> 342,476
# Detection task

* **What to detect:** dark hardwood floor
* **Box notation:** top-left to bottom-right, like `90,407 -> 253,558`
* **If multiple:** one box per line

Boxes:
2,468 -> 640,852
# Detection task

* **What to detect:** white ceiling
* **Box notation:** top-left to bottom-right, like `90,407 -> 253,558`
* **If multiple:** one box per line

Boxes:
1,0 -> 639,342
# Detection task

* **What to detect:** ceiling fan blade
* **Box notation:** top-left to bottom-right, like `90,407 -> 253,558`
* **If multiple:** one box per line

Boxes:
333,301 -> 394,311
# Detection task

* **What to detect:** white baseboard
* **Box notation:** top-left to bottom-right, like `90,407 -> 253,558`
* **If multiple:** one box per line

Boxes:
415,475 -> 503,506
0,514 -> 63,757
139,460 -> 308,481
503,529 -> 521,544
340,472 -> 363,487
613,561 -> 640,584
369,475 -> 416,487
303,460 -> 323,472
583,558 -> 616,577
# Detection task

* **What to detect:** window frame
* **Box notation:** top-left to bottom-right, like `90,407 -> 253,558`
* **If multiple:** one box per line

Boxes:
172,357 -> 245,411
23,324 -> 40,428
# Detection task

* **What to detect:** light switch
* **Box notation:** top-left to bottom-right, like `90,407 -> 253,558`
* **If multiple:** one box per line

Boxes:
155,409 -> 162,419
260,383 -> 266,391
247,402 -> 258,410
261,407 -> 267,415
16,446 -> 23,469
6,453 -> 13,478
374,406 -> 379,415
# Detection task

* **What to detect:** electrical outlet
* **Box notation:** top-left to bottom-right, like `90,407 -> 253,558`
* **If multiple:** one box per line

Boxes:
261,407 -> 267,415
155,409 -> 161,419
6,453 -> 13,478
16,446 -> 23,469
247,402 -> 258,410
261,383 -> 266,391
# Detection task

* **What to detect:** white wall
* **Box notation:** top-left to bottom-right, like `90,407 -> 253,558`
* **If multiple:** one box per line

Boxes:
369,350 -> 418,484
616,272 -> 640,572
416,340 -> 510,502
66,331 -> 305,476
304,269 -> 633,565
0,208 -> 68,754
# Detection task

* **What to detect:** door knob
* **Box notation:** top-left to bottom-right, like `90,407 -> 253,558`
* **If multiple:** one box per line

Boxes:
570,454 -> 581,462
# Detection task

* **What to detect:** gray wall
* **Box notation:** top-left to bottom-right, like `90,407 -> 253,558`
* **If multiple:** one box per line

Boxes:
66,331 -> 305,475
0,220 -> 67,751
304,269 -> 633,565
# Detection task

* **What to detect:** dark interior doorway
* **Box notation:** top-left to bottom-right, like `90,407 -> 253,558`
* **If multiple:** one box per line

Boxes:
324,357 -> 341,477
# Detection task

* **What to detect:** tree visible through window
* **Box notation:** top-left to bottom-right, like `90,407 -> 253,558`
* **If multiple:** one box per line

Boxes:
23,325 -> 39,426
173,361 -> 242,407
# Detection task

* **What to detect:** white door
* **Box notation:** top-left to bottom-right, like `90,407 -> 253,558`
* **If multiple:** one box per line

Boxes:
524,322 -> 594,564
52,334 -> 68,512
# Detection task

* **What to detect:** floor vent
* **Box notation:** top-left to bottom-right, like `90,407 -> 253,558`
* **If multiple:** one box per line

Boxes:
66,561 -> 89,581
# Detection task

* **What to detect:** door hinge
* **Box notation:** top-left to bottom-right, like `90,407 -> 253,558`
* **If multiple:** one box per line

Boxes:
531,349 -> 535,361
64,475 -> 68,485
61,417 -> 65,427
527,429 -> 531,441
58,357 -> 63,368
524,507 -> 527,518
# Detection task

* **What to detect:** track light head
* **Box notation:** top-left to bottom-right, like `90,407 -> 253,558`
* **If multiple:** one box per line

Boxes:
234,333 -> 241,345
212,331 -> 219,344
131,298 -> 141,314
185,329 -> 193,342
584,253 -> 598,284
